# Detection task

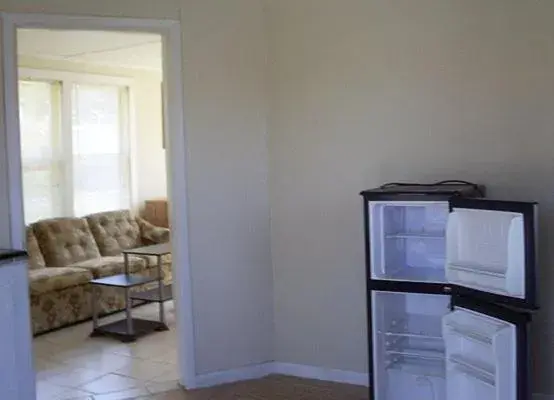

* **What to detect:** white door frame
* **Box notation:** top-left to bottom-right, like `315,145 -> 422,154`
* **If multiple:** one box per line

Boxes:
0,12 -> 197,389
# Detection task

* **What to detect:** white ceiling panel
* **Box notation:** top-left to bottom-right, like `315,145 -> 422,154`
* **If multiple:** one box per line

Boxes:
70,42 -> 162,71
17,29 -> 162,72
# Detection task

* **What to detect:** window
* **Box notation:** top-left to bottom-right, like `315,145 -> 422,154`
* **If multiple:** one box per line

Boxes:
19,80 -> 64,224
19,74 -> 132,224
72,84 -> 131,216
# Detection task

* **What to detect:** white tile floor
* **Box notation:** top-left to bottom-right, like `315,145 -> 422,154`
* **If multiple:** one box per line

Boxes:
34,301 -> 181,400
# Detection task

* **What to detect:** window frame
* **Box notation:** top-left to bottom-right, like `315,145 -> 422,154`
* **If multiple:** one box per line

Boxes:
18,68 -> 138,221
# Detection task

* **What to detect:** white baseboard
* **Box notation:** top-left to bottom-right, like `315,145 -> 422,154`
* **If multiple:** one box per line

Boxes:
272,362 -> 369,386
194,362 -> 368,389
194,363 -> 274,389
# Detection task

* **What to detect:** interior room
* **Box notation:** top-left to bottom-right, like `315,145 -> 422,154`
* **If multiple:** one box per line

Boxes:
1,1 -> 554,400
15,28 -> 179,399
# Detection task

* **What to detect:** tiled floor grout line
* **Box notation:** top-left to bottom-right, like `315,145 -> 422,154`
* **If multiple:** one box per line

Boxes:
35,302 -> 179,400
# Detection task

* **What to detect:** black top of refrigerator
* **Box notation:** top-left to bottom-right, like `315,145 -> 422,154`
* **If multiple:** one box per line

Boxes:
360,180 -> 485,200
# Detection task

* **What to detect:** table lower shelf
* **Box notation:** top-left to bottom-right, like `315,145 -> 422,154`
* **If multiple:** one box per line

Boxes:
91,318 -> 169,342
131,284 -> 173,303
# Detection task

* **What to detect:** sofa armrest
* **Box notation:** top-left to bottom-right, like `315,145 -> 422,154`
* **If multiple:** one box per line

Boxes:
137,217 -> 170,244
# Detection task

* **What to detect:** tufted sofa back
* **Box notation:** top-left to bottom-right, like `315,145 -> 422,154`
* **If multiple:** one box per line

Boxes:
31,218 -> 101,268
86,210 -> 142,256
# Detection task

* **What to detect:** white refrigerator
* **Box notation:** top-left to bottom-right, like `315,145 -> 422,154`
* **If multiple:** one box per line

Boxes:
361,181 -> 537,400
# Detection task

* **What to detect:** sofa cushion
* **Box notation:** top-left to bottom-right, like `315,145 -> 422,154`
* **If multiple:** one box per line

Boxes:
29,267 -> 92,295
68,255 -> 146,278
32,218 -> 101,268
86,210 -> 142,256
27,227 -> 46,270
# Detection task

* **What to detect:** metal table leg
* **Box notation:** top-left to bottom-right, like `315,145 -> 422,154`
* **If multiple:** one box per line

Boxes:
125,287 -> 134,335
91,285 -> 98,330
158,255 -> 165,324
124,252 -> 129,275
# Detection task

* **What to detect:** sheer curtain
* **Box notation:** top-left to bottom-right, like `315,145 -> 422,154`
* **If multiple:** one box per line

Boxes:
19,79 -> 131,223
18,80 -> 64,224
71,84 -> 131,216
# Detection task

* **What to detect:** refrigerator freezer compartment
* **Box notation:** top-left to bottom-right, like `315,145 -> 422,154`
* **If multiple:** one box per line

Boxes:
446,209 -> 525,298
370,201 -> 449,282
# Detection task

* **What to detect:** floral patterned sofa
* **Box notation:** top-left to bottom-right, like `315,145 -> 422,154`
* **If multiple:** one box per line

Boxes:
27,210 -> 171,335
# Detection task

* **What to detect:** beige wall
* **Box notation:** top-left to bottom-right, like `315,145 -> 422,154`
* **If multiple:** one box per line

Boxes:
18,55 -> 167,210
0,0 -> 273,378
181,0 -> 273,373
267,0 -> 554,394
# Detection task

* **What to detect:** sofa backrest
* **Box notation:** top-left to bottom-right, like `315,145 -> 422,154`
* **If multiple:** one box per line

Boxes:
26,227 -> 46,270
31,217 -> 101,268
86,210 -> 142,256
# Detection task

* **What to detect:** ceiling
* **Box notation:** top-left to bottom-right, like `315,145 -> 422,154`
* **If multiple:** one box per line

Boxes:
17,29 -> 162,72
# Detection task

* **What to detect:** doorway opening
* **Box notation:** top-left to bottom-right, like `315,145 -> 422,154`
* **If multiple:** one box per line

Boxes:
1,13 -> 195,397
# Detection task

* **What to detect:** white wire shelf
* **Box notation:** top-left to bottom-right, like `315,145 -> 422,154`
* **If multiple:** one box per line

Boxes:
386,356 -> 446,378
381,331 -> 443,341
385,232 -> 445,240
386,346 -> 445,361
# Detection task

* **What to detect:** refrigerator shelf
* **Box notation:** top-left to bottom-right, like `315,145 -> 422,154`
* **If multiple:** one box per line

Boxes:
444,322 -> 493,345
451,365 -> 495,388
386,357 -> 445,378
386,347 -> 444,361
381,330 -> 443,341
444,308 -> 511,337
385,266 -> 446,282
385,315 -> 444,338
448,262 -> 506,278
385,232 -> 445,240
449,355 -> 495,386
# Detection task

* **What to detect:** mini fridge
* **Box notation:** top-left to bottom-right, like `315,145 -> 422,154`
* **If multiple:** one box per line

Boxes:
361,181 -> 538,400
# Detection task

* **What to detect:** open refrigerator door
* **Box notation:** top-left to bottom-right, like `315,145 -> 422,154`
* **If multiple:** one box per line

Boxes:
445,198 -> 537,309
442,296 -> 528,400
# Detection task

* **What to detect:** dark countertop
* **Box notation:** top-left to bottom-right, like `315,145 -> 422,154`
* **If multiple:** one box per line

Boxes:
0,249 -> 27,262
